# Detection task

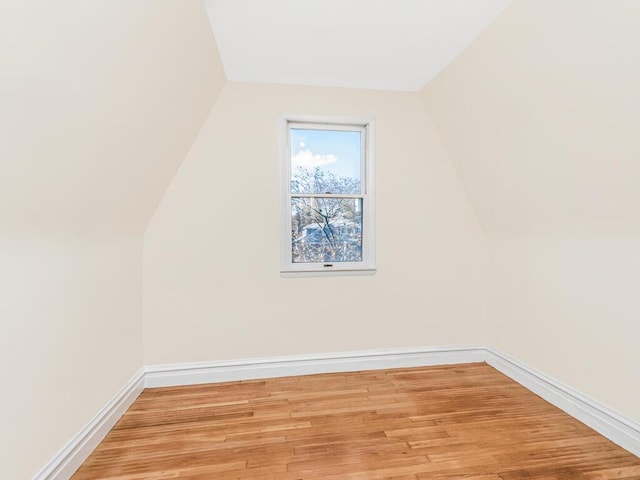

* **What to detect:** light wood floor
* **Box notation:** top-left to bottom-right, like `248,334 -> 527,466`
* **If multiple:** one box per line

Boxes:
72,363 -> 640,479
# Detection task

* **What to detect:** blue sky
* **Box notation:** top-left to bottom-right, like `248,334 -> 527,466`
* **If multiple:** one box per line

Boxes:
290,128 -> 361,180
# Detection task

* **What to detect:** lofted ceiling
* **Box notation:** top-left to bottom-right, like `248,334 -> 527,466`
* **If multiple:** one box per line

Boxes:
205,0 -> 512,91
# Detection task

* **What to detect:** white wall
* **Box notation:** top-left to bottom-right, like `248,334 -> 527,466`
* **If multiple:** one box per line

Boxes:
0,0 -> 225,236
143,81 -> 486,365
487,236 -> 640,418
0,235 -> 142,479
422,0 -> 640,420
0,1 -> 226,477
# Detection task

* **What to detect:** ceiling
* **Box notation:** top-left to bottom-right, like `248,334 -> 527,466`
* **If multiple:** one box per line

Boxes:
205,0 -> 512,92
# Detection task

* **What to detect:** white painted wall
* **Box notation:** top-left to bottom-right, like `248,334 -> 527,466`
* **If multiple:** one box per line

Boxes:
487,236 -> 640,419
143,81 -> 487,365
0,235 -> 142,479
1,0 -> 225,236
422,0 -> 640,421
0,1 -> 226,477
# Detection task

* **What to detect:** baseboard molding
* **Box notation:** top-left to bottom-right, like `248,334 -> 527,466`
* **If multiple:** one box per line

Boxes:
486,347 -> 640,457
33,369 -> 145,480
35,345 -> 640,479
144,345 -> 486,388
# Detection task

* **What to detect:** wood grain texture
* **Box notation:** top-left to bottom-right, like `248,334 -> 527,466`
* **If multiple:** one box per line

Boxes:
71,363 -> 640,479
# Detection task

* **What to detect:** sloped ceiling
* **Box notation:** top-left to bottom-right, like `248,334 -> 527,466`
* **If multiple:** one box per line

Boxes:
422,0 -> 640,236
205,0 -> 512,91
0,0 -> 226,236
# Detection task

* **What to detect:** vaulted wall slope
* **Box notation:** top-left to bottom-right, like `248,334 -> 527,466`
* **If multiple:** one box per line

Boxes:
0,1 -> 226,478
422,0 -> 640,420
1,0 -> 225,236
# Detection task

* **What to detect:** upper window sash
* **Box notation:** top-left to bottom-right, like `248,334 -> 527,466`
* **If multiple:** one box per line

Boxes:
287,122 -> 367,196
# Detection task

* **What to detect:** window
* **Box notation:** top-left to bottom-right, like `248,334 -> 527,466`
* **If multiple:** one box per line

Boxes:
280,115 -> 375,276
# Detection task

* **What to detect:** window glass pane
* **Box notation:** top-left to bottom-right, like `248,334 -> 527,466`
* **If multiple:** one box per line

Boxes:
292,197 -> 363,263
290,128 -> 361,194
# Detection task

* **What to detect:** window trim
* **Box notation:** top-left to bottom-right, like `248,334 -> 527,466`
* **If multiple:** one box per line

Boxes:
279,114 -> 376,277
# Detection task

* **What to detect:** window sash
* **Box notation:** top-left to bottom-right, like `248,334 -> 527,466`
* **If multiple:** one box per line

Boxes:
291,196 -> 364,265
288,122 -> 367,196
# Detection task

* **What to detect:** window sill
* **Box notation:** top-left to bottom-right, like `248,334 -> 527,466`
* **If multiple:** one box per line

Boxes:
280,268 -> 377,278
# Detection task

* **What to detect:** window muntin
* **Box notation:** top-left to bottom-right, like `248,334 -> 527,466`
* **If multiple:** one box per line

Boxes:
281,117 -> 375,275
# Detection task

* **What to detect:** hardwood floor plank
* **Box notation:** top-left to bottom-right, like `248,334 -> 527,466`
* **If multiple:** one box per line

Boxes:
71,363 -> 640,479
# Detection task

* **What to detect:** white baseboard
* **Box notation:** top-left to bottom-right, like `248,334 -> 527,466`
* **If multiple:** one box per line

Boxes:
34,345 -> 640,479
144,345 -> 486,388
486,347 -> 640,458
33,369 -> 145,480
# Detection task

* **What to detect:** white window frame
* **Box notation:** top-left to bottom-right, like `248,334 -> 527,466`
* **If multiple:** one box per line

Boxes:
279,114 -> 376,277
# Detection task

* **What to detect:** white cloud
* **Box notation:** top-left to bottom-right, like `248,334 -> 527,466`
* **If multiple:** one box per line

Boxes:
299,141 -> 306,148
292,149 -> 337,169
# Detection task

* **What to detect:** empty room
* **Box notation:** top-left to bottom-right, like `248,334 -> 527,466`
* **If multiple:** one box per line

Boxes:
2,0 -> 639,478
